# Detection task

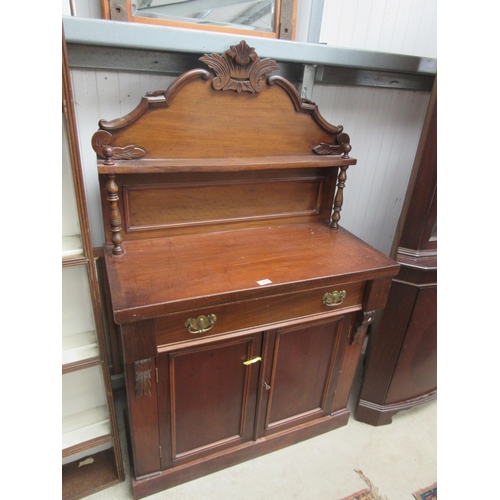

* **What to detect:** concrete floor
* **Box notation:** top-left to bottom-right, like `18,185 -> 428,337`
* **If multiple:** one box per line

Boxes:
87,357 -> 437,500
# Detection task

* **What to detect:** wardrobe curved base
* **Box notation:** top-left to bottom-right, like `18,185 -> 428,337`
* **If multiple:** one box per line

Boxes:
355,390 -> 436,427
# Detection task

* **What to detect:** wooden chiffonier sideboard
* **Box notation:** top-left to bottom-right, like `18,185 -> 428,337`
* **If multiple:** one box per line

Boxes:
92,41 -> 399,499
354,80 -> 437,426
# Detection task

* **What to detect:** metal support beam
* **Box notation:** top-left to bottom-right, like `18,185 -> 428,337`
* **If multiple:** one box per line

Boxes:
315,65 -> 435,91
66,43 -> 304,82
307,0 -> 324,44
300,64 -> 317,100
63,16 -> 436,76
67,43 -> 434,91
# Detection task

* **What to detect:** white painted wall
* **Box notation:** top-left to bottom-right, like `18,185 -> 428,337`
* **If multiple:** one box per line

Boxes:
319,0 -> 437,58
311,84 -> 429,253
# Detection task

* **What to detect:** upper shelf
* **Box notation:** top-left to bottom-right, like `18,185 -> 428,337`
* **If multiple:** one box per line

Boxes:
97,155 -> 356,174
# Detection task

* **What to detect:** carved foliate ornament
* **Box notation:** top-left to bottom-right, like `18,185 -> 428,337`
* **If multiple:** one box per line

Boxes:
135,358 -> 152,399
199,40 -> 279,93
92,130 -> 146,164
313,132 -> 352,158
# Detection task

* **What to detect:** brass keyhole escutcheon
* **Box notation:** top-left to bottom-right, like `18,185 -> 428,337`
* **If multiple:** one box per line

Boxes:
184,314 -> 217,334
322,290 -> 346,307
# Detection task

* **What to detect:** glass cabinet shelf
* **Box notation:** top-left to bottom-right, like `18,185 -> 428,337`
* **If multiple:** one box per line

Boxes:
62,330 -> 99,366
62,35 -> 124,497
62,264 -> 97,363
62,235 -> 84,258
62,405 -> 111,452
62,366 -> 111,453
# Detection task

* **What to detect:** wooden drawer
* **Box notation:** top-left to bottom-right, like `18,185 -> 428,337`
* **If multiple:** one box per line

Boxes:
155,281 -> 365,348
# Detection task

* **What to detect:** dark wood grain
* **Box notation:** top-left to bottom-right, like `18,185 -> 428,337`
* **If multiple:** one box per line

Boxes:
94,41 -> 399,497
62,448 -> 120,500
105,223 -> 397,324
125,358 -> 161,477
158,334 -> 262,468
385,286 -> 437,403
155,280 -> 365,349
261,318 -> 345,435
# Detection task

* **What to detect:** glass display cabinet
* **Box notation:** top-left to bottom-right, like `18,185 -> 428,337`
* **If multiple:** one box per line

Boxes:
62,33 -> 124,499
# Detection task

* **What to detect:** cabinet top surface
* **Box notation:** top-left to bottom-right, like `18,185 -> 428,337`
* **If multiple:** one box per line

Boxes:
105,222 -> 398,323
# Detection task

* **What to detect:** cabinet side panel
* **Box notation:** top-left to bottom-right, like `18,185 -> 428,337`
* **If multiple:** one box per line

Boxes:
125,359 -> 161,477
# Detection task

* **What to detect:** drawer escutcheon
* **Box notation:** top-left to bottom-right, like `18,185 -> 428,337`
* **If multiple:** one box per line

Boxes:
184,314 -> 217,334
322,290 -> 346,307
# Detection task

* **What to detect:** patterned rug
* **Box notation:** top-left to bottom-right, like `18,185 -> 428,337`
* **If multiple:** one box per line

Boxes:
338,470 -> 386,500
413,482 -> 437,499
339,471 -> 437,500
339,489 -> 380,500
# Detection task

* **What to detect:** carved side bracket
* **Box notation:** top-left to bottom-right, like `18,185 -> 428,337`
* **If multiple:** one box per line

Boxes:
199,40 -> 279,93
330,166 -> 348,230
135,358 -> 152,399
313,132 -> 352,159
350,310 -> 376,346
92,130 -> 146,165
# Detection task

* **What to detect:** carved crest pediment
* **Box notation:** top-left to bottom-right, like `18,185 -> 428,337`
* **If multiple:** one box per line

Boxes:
199,40 -> 279,93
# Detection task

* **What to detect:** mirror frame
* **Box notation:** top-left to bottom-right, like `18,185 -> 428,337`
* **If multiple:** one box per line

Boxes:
101,0 -> 297,39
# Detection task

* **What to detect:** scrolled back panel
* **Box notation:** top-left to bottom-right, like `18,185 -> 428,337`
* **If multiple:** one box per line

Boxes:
98,80 -> 335,160
92,41 -> 353,163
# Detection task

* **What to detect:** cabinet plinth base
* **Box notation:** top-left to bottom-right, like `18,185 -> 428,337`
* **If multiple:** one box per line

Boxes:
355,390 -> 437,426
129,409 -> 350,500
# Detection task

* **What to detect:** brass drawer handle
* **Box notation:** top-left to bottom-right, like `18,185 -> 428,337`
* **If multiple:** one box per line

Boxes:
243,356 -> 261,366
184,314 -> 217,334
322,290 -> 346,307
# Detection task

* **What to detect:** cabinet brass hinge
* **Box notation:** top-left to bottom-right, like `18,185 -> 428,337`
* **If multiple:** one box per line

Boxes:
156,368 -> 158,383
159,446 -> 162,458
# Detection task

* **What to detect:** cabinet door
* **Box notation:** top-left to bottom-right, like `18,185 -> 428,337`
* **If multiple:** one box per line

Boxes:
157,333 -> 263,469
384,285 -> 437,404
257,316 -> 351,437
